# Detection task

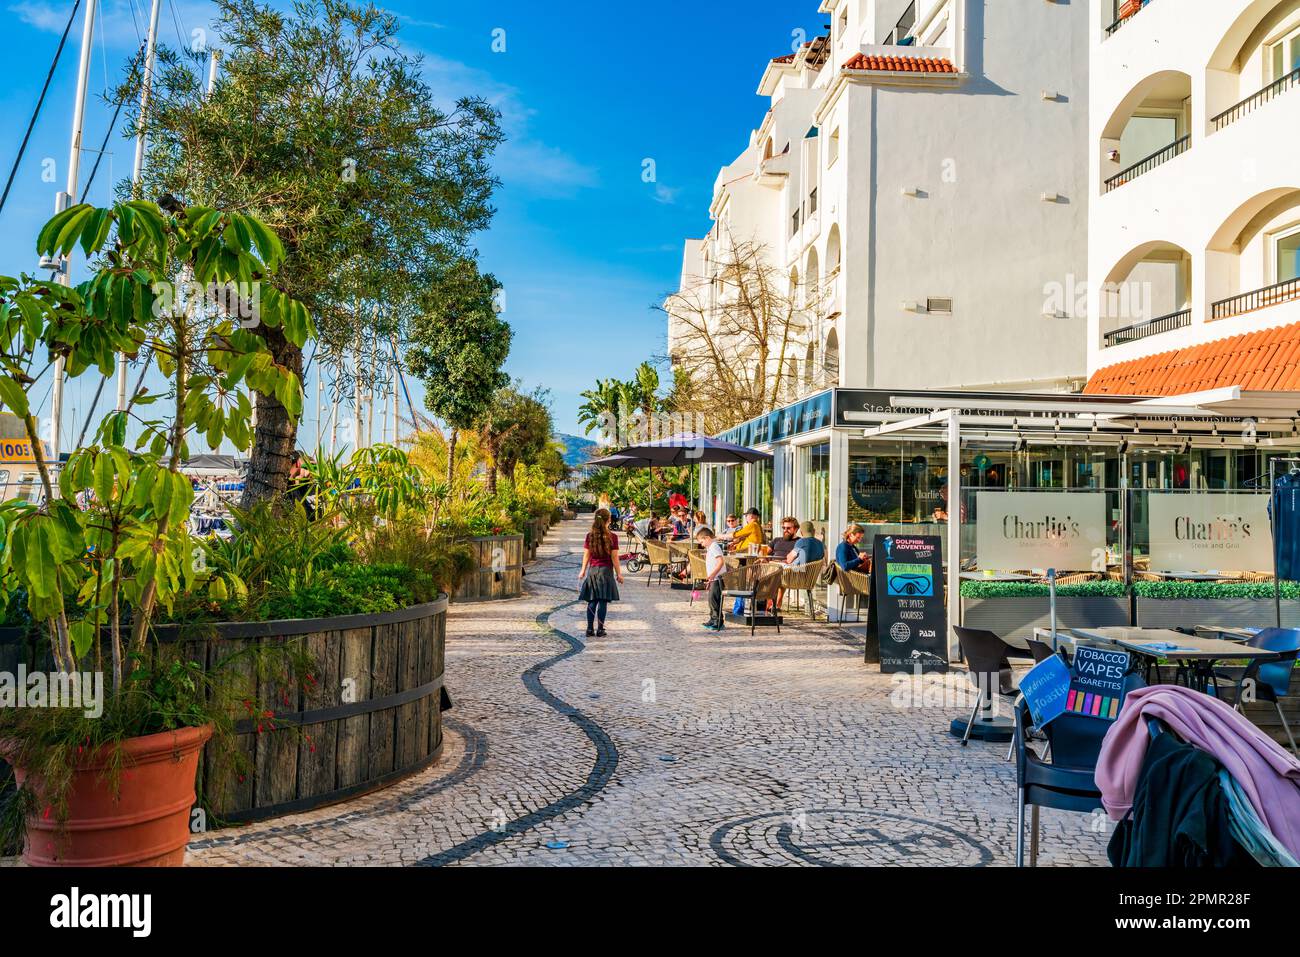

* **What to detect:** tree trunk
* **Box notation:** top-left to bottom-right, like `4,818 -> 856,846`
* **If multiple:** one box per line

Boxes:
241,325 -> 303,507
446,428 -> 457,488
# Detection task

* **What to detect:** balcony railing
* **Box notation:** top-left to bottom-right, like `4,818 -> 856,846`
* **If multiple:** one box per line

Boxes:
1102,308 -> 1191,347
1212,277 -> 1300,319
1104,135 -> 1189,193
1212,67 -> 1300,131
1105,0 -> 1154,37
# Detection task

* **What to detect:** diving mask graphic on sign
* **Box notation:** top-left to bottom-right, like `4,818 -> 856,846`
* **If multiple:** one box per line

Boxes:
886,563 -> 933,597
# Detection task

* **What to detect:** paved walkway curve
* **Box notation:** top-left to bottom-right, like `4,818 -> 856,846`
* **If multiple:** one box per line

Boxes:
186,519 -> 1111,867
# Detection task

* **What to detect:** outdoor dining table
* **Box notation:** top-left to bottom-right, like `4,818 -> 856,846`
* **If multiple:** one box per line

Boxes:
1192,624 -> 1259,642
1143,571 -> 1234,581
960,572 -> 1037,582
1066,626 -> 1277,694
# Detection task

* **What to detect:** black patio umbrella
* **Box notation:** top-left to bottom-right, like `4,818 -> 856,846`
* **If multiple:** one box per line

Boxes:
587,432 -> 772,517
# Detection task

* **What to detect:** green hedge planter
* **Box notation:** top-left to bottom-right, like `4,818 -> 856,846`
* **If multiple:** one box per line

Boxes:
959,580 -> 1127,599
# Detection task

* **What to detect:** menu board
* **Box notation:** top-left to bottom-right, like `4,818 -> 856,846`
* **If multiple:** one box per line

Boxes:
868,534 -> 949,674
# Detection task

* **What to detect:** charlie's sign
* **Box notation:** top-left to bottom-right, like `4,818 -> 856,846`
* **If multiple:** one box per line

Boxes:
975,492 -> 1105,571
1147,493 -> 1272,573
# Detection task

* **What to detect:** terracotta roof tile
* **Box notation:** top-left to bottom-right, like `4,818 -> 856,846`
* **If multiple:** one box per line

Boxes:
842,53 -> 958,74
1085,319 -> 1300,396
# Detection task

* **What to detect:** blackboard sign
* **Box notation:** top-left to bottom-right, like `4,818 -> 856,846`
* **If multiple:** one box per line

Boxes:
1067,646 -> 1131,721
868,534 -> 948,673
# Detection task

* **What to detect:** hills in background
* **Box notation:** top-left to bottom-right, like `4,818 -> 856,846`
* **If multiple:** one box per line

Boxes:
554,432 -> 599,467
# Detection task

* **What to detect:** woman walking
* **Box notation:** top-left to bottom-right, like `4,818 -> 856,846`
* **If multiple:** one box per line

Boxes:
579,507 -> 624,637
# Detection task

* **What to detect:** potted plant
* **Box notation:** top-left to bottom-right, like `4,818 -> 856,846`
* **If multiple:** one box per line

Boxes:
0,198 -> 314,865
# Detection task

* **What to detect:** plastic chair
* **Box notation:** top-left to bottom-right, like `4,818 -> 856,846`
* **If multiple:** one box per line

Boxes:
1220,627 -> 1300,756
1014,671 -> 1147,866
954,627 -> 1033,747
1025,638 -> 1065,664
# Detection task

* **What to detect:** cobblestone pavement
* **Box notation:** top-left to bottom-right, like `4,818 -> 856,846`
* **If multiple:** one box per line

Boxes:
182,519 -> 1110,867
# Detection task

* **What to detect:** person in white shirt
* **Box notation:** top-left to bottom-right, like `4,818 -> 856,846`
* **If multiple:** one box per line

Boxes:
696,526 -> 728,632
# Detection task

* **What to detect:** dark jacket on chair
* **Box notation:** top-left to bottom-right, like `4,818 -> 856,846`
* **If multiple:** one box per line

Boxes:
1107,732 -> 1253,868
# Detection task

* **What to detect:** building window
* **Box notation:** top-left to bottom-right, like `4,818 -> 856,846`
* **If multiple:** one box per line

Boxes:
927,297 -> 954,314
838,9 -> 847,40
808,188 -> 818,215
791,208 -> 801,236
1275,224 -> 1300,283
801,442 -> 830,524
827,128 -> 840,167
1271,26 -> 1300,82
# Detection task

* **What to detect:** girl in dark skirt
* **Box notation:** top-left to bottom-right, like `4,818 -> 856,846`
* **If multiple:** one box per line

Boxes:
578,508 -> 623,637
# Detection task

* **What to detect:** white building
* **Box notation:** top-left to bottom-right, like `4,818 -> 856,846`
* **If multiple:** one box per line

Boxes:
661,0 -> 1300,641
670,0 -> 1092,413
1086,0 -> 1300,395
671,0 -> 1095,539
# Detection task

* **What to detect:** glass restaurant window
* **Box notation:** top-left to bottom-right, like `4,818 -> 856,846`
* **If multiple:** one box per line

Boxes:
801,442 -> 830,522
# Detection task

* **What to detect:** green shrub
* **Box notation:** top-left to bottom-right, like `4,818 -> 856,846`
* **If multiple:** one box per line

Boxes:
1132,580 -> 1300,600
960,580 -> 1128,599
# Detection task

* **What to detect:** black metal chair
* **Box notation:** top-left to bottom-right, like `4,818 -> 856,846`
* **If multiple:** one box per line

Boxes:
1014,671 -> 1147,866
1217,627 -> 1300,756
953,627 -> 1034,747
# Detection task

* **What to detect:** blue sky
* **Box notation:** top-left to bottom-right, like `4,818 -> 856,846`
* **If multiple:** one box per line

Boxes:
0,0 -> 825,442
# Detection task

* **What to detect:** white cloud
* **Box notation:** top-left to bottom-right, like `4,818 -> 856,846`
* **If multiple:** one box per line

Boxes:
10,0 -> 217,50
653,184 -> 680,205
419,52 -> 598,197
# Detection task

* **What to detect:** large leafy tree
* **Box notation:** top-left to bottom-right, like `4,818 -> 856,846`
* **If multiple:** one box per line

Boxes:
406,258 -> 511,486
129,0 -> 503,504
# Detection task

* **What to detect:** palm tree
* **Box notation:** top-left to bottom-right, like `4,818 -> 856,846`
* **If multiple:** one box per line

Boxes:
577,379 -> 627,442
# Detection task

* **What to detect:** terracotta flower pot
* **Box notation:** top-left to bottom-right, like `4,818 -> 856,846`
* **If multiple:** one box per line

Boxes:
5,724 -> 213,867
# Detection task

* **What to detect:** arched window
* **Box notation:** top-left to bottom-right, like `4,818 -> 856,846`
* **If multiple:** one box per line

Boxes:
822,328 -> 839,387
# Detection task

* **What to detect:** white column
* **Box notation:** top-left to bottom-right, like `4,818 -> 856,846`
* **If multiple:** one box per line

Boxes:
947,411 -> 962,659
827,428 -> 850,620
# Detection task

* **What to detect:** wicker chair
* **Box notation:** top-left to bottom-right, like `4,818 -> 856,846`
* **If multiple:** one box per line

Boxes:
1054,572 -> 1100,586
687,550 -> 710,605
836,567 -> 872,622
644,540 -> 681,586
781,559 -> 827,621
722,563 -> 785,635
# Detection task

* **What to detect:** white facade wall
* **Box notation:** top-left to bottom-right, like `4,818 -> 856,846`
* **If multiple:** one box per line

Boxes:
671,0 -> 1092,403
1088,0 -> 1300,375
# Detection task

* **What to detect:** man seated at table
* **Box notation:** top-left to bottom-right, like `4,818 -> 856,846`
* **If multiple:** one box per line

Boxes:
786,522 -> 826,566
770,517 -> 800,562
717,513 -> 741,543
729,508 -> 765,553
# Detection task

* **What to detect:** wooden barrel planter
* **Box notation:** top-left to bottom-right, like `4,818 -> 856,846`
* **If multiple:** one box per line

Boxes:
0,625 -> 34,854
151,598 -> 449,824
453,534 -> 524,602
